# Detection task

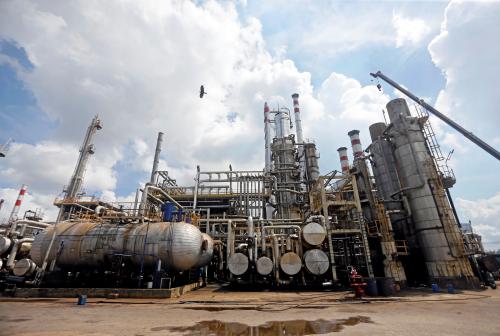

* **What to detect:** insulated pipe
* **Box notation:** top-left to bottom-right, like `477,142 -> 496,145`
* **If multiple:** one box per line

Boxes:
12,220 -> 51,229
8,184 -> 28,233
247,216 -> 254,262
260,218 -> 266,256
348,130 -> 364,159
264,102 -> 272,173
6,238 -> 34,268
271,233 -> 280,283
337,147 -> 350,174
140,185 -> 184,215
150,132 -> 164,184
226,220 -> 233,264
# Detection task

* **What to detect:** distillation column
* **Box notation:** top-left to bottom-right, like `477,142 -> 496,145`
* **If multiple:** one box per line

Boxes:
385,98 -> 477,288
348,130 -> 406,284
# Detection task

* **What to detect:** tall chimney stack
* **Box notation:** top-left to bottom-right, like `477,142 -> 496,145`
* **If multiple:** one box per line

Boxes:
337,147 -> 350,174
264,102 -> 271,173
150,132 -> 164,184
348,129 -> 364,159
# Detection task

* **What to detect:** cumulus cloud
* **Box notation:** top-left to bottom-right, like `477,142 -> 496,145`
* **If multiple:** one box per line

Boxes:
428,0 -> 500,156
427,0 -> 500,250
392,11 -> 431,48
0,0 -> 390,221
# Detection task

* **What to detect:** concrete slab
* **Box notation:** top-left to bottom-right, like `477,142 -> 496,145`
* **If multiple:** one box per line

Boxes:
12,282 -> 200,298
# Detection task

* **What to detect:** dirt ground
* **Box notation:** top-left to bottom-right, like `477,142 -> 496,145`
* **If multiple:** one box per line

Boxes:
0,283 -> 499,336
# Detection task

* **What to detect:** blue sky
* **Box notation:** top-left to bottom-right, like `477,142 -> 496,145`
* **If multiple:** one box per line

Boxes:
0,0 -> 499,249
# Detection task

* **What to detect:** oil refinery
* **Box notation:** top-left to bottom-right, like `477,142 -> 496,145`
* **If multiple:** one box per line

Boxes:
1,71 -> 498,296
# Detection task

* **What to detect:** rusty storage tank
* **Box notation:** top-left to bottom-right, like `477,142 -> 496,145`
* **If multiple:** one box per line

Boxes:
30,221 -> 206,272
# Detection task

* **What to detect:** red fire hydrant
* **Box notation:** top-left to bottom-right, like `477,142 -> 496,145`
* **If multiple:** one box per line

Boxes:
350,268 -> 367,299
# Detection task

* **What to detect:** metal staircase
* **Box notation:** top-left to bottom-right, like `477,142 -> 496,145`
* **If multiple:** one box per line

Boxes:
414,105 -> 456,188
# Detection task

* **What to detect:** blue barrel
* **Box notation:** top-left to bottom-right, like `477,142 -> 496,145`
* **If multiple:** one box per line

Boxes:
431,283 -> 440,293
447,283 -> 455,294
365,278 -> 378,296
377,277 -> 395,296
161,203 -> 176,222
77,295 -> 87,305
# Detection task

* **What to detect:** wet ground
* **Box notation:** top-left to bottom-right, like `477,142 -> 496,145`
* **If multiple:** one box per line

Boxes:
0,283 -> 499,335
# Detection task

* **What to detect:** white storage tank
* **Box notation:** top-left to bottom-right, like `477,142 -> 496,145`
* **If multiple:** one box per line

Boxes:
303,249 -> 329,275
30,221 -> 205,272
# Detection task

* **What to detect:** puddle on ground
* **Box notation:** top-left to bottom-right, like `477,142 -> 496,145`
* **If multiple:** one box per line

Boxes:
151,316 -> 373,335
183,306 -> 256,311
2,318 -> 32,322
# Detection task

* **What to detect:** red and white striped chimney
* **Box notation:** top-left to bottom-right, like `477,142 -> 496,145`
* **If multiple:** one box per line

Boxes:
337,147 -> 350,174
8,184 -> 27,223
348,130 -> 364,159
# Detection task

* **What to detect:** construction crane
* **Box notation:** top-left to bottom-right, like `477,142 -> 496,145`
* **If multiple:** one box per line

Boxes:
0,138 -> 13,157
370,71 -> 500,161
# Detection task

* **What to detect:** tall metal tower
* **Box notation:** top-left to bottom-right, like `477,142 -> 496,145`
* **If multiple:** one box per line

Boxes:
64,115 -> 102,200
0,138 -> 13,157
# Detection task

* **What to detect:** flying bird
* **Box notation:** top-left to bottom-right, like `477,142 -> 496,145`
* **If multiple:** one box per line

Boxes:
200,85 -> 207,98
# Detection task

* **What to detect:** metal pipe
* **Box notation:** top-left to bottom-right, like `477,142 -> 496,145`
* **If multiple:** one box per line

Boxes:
193,166 -> 200,210
371,70 -> 500,161
150,132 -> 164,184
226,220 -> 233,268
12,219 -> 51,229
247,216 -> 254,262
6,238 -> 34,268
140,185 -> 184,215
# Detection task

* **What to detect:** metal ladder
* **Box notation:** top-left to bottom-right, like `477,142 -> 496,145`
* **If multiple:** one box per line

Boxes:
414,105 -> 456,188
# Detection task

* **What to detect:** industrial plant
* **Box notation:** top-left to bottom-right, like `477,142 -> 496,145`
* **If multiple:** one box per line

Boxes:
0,71 -> 498,297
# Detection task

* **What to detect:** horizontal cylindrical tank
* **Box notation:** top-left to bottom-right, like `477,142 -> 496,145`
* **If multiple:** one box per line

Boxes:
280,252 -> 302,275
302,222 -> 326,246
30,221 -> 205,272
256,256 -> 273,276
303,249 -> 329,275
0,236 -> 12,255
228,252 -> 248,276
13,258 -> 37,276
196,233 -> 214,267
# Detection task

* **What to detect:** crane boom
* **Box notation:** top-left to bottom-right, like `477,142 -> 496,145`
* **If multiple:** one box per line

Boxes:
370,71 -> 500,161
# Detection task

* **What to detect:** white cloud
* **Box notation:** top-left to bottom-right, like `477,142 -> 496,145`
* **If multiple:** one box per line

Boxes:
428,0 -> 500,159
0,187 -> 58,224
427,1 -> 500,251
0,1 -> 391,221
392,11 -> 431,48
